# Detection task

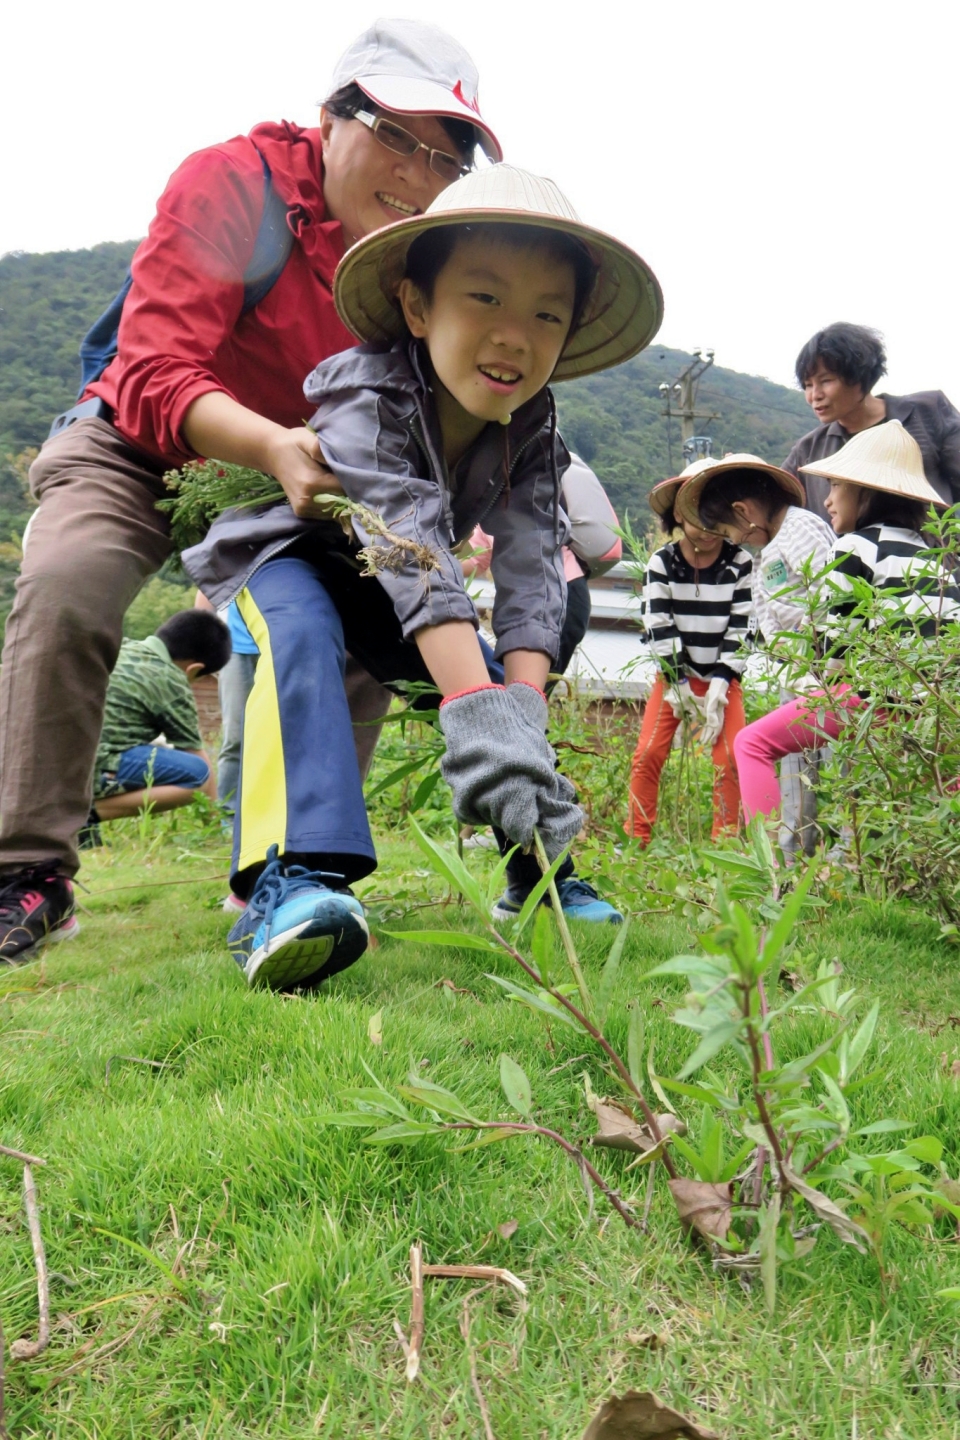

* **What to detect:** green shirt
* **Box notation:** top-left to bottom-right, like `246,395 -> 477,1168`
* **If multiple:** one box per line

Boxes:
95,636 -> 203,781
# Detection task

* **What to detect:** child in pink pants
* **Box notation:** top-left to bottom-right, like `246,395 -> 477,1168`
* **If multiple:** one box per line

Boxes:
732,420 -> 958,825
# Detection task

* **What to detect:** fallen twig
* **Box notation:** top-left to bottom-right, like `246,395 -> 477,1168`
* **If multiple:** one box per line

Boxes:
0,1144 -> 45,1167
43,1301 -> 162,1387
421,1263 -> 527,1296
459,1296 -> 496,1440
85,874 -> 227,896
105,1055 -> 169,1085
394,1242 -> 425,1383
10,1164 -> 51,1360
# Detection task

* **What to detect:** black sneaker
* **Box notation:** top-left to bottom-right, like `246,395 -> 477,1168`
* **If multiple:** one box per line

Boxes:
78,808 -> 103,850
0,866 -> 80,964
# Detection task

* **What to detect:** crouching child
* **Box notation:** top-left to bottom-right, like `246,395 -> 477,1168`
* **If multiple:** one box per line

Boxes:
88,610 -> 230,837
184,164 -> 663,990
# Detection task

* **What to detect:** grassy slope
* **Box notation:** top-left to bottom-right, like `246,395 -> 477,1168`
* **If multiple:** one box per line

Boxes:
2,816 -> 960,1439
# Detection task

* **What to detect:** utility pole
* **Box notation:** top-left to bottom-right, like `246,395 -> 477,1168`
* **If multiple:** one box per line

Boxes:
659,349 -> 720,473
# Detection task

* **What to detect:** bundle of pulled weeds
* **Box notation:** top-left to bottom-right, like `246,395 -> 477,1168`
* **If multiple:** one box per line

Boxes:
159,459 -> 441,581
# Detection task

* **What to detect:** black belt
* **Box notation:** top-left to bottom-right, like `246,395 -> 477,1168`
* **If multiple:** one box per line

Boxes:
48,396 -> 113,440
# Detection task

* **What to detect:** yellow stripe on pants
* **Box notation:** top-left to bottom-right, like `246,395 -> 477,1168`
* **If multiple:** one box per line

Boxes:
235,587 -> 287,873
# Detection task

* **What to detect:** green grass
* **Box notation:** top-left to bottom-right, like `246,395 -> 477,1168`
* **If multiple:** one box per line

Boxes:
2,813 -> 960,1438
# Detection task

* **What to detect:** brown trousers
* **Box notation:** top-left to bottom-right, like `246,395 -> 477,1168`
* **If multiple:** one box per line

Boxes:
0,419 -> 388,877
0,420 -> 172,875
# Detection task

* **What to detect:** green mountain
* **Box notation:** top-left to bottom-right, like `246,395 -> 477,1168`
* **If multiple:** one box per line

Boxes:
553,349 -> 813,520
0,239 -> 816,584
0,241 -> 139,452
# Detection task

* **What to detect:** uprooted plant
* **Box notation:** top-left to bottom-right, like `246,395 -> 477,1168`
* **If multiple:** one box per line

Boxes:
159,458 -> 441,582
315,816 -> 957,1307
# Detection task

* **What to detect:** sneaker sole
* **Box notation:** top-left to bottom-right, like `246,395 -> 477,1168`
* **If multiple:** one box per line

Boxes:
490,902 -> 522,923
245,913 -> 369,990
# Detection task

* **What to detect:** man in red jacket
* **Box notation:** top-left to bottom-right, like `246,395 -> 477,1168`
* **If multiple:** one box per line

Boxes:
0,19 -> 501,961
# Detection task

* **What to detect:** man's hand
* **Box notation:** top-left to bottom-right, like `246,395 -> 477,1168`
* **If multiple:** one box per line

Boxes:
264,427 -> 345,518
182,394 -> 346,520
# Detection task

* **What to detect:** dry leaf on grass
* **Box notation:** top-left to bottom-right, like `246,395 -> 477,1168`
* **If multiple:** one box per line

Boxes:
587,1093 -> 684,1160
779,1162 -> 869,1253
624,1330 -> 663,1350
668,1178 -> 734,1244
581,1388 -> 719,1438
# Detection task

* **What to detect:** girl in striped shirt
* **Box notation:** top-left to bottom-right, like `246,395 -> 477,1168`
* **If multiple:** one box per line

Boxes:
625,465 -> 753,845
734,421 -> 960,824
675,454 -> 835,860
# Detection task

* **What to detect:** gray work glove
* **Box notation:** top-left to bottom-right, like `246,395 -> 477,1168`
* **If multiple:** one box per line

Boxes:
439,686 -> 583,857
507,682 -> 583,857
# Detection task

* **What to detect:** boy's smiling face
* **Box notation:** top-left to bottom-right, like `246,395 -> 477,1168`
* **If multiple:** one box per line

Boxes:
398,232 -> 577,445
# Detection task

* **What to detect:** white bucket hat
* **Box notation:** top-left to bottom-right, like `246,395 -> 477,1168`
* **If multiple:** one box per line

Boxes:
799,420 -> 945,505
328,19 -> 502,161
333,164 -> 664,381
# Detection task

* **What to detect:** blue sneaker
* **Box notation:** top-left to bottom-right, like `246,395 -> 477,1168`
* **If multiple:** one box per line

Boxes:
491,875 -> 623,925
228,846 -> 369,990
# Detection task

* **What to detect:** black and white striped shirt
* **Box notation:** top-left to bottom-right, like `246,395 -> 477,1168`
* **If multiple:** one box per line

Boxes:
643,540 -> 754,681
827,525 -> 960,641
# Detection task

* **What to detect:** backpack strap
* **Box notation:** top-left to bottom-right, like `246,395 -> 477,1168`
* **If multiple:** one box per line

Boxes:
74,145 -> 294,398
241,147 -> 295,314
77,272 -> 134,394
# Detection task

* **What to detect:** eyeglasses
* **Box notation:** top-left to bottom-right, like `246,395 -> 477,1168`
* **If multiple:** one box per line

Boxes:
354,109 -> 471,184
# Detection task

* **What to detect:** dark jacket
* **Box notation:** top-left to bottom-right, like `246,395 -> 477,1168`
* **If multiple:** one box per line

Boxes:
783,391 -> 960,520
182,339 -> 571,660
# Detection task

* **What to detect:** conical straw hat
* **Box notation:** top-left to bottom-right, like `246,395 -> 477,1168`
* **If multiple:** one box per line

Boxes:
334,164 -> 663,381
648,457 -> 715,516
675,453 -> 805,529
799,420 -> 945,505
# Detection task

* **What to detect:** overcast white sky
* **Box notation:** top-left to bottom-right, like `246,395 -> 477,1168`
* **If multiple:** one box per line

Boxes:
4,0 -> 957,400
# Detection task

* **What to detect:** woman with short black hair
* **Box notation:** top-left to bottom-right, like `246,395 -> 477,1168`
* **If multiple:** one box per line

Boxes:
783,320 -> 960,519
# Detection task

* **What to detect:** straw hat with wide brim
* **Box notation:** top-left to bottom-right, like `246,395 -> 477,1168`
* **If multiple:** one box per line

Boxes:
675,453 -> 806,529
648,458 -> 716,517
333,164 -> 663,381
799,420 -> 945,506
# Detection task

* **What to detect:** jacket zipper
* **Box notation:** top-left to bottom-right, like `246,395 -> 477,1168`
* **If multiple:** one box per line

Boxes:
474,432 -> 539,531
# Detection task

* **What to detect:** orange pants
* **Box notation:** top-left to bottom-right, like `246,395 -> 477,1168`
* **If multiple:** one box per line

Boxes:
625,675 -> 744,846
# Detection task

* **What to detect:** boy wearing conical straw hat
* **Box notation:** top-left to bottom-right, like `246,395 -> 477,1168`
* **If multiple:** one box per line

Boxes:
733,420 -> 960,826
185,163 -> 663,987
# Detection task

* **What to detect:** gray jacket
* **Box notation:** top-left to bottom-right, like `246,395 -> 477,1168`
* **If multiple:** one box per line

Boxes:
183,340 -> 570,659
784,391 -> 960,520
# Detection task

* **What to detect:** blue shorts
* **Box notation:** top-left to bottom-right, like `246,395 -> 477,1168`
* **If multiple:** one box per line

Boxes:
106,745 -> 210,795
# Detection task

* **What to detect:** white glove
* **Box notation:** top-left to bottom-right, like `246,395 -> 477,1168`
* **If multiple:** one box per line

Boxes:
664,681 -> 704,721
699,676 -> 730,748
